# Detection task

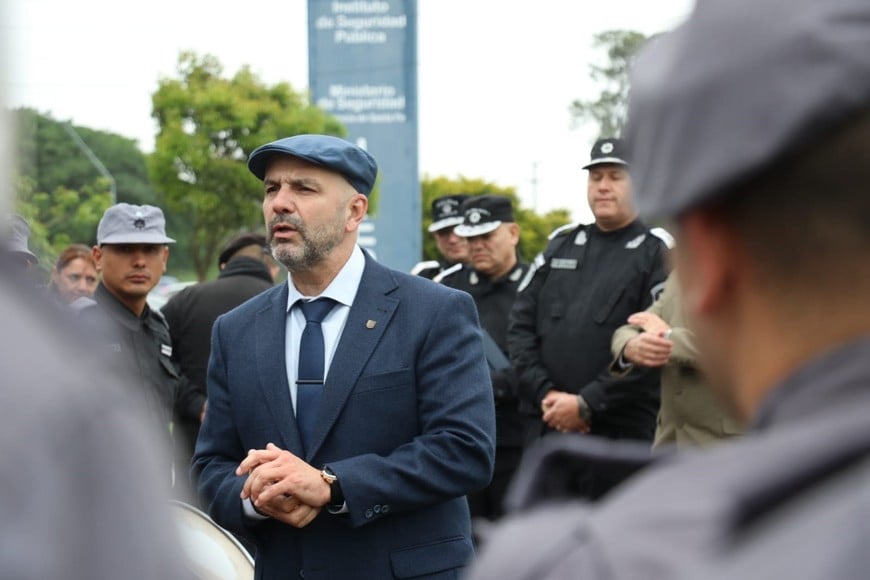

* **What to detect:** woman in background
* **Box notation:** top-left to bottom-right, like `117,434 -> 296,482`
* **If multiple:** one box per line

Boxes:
50,244 -> 98,304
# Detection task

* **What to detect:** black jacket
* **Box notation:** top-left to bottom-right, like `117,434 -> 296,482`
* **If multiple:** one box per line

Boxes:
508,220 -> 670,441
439,260 -> 532,447
161,257 -> 275,390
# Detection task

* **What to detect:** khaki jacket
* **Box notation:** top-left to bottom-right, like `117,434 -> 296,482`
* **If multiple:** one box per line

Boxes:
610,272 -> 742,448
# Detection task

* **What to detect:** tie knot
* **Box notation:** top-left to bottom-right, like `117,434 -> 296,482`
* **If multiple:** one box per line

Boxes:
298,298 -> 336,324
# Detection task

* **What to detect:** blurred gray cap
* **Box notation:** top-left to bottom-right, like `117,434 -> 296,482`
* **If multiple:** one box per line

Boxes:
3,213 -> 38,264
626,0 -> 870,218
97,203 -> 175,245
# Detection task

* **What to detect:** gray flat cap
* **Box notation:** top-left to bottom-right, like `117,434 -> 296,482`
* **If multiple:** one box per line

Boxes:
247,134 -> 379,196
4,213 -> 38,264
626,0 -> 870,218
97,203 -> 176,245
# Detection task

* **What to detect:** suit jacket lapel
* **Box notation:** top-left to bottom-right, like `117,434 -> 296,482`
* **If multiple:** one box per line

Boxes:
306,254 -> 399,459
255,284 -> 304,455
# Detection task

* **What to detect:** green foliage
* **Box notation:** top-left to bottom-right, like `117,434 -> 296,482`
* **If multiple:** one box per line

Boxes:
12,107 -> 163,271
150,52 -> 346,280
14,175 -> 112,266
421,175 -> 572,263
13,107 -> 159,206
570,30 -> 648,138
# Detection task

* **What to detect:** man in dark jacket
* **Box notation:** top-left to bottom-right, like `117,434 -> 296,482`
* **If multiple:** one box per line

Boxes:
509,139 -> 670,446
162,232 -> 278,479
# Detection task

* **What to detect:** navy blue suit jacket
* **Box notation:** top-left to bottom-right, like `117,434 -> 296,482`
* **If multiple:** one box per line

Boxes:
193,251 -> 496,580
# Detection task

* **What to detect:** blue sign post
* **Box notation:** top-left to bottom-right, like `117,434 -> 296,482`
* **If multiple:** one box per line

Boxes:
308,0 -> 420,271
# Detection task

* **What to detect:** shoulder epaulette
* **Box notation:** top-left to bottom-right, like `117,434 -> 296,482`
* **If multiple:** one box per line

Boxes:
433,263 -> 463,284
410,260 -> 441,276
650,227 -> 676,249
547,221 -> 582,240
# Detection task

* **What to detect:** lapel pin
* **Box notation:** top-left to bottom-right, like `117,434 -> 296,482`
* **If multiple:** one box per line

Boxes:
366,320 -> 377,329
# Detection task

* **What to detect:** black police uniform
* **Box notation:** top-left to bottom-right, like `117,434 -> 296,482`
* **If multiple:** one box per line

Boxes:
80,284 -> 204,457
508,220 -> 670,443
411,258 -> 451,280
439,260 -> 533,519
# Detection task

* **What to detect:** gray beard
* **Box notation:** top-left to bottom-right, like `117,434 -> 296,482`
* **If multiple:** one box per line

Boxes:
268,214 -> 343,272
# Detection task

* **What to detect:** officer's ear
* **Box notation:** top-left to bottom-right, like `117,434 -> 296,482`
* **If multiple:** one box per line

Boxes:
675,209 -> 740,318
92,246 -> 103,273
507,222 -> 520,246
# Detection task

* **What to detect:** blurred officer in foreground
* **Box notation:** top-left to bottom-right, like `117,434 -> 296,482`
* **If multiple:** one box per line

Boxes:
468,0 -> 870,578
0,249 -> 188,579
162,232 -> 278,490
610,270 -> 743,449
508,138 -> 670,460
412,193 -> 470,279
437,195 -> 532,523
80,203 -> 204,477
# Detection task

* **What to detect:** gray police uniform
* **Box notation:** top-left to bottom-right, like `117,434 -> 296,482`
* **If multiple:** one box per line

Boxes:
466,338 -> 870,580
80,283 -> 203,441
508,220 -> 670,442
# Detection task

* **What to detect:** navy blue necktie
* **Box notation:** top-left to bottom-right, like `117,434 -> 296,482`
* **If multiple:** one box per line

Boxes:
296,298 -> 336,453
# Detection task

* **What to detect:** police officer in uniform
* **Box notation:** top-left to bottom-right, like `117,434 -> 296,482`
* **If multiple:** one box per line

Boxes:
468,1 -> 870,577
412,193 -> 470,279
79,203 -> 204,477
436,195 -> 531,521
508,138 -> 670,456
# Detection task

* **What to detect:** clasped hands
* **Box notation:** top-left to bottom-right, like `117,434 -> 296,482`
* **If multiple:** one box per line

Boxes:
623,311 -> 673,368
236,442 -> 331,528
541,391 -> 590,434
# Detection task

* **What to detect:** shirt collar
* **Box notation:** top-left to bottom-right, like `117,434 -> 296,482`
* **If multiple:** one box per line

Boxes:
285,245 -> 366,312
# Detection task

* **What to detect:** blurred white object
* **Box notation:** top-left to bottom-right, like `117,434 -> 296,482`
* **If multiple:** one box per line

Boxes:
171,500 -> 254,580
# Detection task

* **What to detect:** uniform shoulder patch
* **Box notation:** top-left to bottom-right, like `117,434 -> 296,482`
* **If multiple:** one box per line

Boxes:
548,221 -> 581,240
433,263 -> 462,284
650,227 -> 675,249
410,260 -> 440,276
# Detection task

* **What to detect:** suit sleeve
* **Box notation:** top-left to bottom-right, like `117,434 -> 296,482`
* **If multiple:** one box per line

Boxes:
508,251 -> 557,407
609,269 -> 670,370
330,289 -> 496,528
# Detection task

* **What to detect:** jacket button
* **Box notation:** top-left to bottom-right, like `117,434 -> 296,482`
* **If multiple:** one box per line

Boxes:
373,504 -> 382,514
365,508 -> 374,519
382,504 -> 391,514
299,570 -> 305,578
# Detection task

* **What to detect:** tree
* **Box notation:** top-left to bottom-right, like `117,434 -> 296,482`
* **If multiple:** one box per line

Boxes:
13,108 -> 159,207
569,30 -> 648,138
15,175 -> 112,267
12,108 -> 139,266
421,175 -> 571,263
150,52 -> 345,281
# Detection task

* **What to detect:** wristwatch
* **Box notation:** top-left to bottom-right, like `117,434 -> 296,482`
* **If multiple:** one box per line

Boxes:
320,466 -> 345,512
576,395 -> 592,423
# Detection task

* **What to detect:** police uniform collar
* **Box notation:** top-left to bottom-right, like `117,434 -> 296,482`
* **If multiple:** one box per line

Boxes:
93,283 -> 150,330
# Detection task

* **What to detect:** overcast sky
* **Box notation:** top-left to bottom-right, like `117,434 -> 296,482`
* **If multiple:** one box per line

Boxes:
4,0 -> 694,222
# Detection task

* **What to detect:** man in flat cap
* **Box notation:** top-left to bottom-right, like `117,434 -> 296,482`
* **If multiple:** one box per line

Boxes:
507,137 -> 670,494
468,0 -> 870,578
192,134 -> 495,579
162,232 -> 279,489
79,203 -> 204,478
436,194 -> 533,524
411,193 -> 470,280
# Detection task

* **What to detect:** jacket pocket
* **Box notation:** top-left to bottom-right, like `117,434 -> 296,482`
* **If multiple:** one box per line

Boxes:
594,286 -> 625,324
390,535 -> 472,579
352,368 -> 413,395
